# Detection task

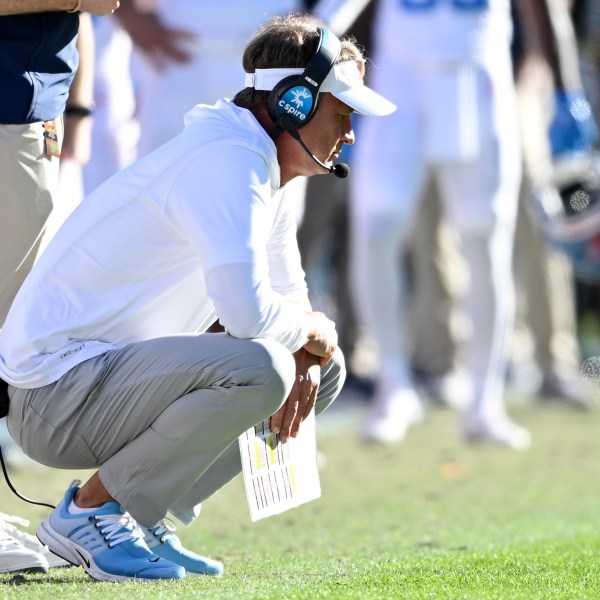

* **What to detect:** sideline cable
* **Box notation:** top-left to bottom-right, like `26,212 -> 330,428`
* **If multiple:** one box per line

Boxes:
0,442 -> 55,509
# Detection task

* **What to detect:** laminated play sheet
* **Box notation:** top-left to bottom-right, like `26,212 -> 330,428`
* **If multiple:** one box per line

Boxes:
238,411 -> 321,521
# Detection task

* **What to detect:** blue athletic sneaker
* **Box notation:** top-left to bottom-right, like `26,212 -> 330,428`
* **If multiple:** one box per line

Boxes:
142,518 -> 224,576
37,481 -> 185,582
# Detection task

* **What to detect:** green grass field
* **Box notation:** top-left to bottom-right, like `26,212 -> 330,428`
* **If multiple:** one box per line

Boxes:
2,393 -> 600,599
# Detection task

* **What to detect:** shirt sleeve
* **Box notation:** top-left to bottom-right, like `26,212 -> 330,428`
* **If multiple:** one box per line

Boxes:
205,262 -> 309,352
164,145 -> 310,351
266,185 -> 312,311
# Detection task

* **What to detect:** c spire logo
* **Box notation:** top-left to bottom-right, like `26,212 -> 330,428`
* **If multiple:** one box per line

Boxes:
279,86 -> 314,123
291,88 -> 311,108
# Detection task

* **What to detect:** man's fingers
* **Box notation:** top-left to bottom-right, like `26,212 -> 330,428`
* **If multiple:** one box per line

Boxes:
302,384 -> 318,421
288,383 -> 307,438
270,404 -> 285,434
156,28 -> 196,61
272,375 -> 309,442
146,39 -> 193,70
291,382 -> 318,437
278,398 -> 299,442
270,387 -> 300,442
272,357 -> 321,442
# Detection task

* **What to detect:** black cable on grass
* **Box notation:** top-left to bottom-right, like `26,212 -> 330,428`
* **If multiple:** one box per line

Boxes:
0,443 -> 55,509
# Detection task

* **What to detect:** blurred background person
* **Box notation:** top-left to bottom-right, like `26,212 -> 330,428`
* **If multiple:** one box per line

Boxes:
573,0 -> 600,122
509,0 -> 598,406
2,10 -> 96,466
82,12 -> 139,195
349,0 -> 529,449
43,12 -> 96,248
405,180 -> 472,409
402,0 -> 599,407
0,0 -> 118,574
298,1 -> 472,408
570,0 -> 600,370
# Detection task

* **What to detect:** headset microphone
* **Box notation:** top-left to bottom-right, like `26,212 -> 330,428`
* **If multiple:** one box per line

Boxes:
278,115 -> 350,179
331,162 -> 350,178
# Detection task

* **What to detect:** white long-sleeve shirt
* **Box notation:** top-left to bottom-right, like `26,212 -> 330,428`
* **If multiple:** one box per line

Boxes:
0,99 -> 311,388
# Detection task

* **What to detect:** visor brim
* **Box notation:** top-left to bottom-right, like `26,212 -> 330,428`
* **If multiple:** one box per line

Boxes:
332,86 -> 396,116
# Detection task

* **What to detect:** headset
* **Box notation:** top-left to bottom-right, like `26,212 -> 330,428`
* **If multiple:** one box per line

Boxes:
266,27 -> 349,177
268,27 -> 341,137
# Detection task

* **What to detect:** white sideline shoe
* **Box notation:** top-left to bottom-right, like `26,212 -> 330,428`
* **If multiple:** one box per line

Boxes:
538,372 -> 597,409
0,530 -> 48,574
0,512 -> 70,569
462,411 -> 531,451
362,387 -> 425,444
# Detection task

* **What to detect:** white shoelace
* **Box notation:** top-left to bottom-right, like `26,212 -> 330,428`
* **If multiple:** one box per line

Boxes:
151,517 -> 177,543
0,513 -> 37,545
0,538 -> 27,551
94,512 -> 144,548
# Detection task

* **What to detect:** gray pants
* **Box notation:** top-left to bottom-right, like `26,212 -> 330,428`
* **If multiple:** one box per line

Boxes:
7,333 -> 346,527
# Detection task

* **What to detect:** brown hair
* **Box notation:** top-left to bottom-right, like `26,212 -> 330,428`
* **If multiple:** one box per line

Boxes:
233,13 -> 365,111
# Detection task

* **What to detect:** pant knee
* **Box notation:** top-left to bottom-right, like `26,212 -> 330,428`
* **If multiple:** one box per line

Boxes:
250,339 -> 296,414
316,347 -> 346,415
244,341 -> 346,417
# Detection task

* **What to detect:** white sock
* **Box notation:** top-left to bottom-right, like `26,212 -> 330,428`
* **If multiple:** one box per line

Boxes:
68,499 -> 94,514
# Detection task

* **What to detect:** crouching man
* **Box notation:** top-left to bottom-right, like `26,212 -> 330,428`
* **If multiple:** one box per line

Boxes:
0,13 -> 395,582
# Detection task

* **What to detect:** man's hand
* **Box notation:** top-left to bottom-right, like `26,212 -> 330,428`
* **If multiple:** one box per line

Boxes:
270,348 -> 321,443
303,311 -> 338,365
61,114 -> 92,163
115,5 -> 195,71
80,0 -> 120,15
0,0 -> 118,15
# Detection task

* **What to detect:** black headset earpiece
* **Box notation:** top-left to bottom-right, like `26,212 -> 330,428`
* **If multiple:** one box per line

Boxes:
268,75 -> 308,130
268,27 -> 341,137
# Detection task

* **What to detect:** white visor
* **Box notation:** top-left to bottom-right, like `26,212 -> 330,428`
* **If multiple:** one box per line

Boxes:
245,61 -> 396,117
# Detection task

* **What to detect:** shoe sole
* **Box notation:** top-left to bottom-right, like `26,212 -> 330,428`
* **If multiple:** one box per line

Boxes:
361,429 -> 407,444
45,558 -> 73,569
463,428 -> 531,451
37,520 -> 157,583
361,409 -> 426,445
0,564 -> 48,574
37,522 -> 80,566
537,394 -> 595,410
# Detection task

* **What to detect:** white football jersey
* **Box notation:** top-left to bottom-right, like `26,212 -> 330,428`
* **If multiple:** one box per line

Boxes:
375,0 -> 513,63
